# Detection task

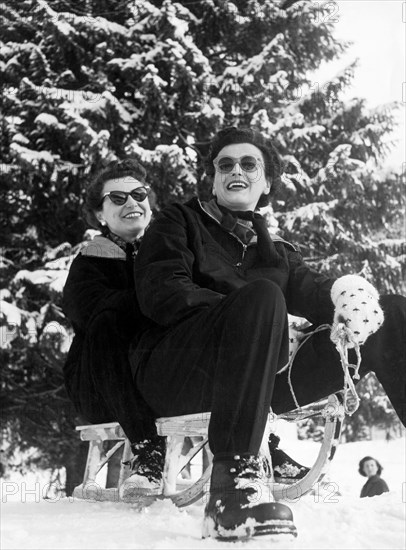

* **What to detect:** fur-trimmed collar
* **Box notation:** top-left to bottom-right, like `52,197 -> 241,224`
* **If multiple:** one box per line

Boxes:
80,235 -> 126,261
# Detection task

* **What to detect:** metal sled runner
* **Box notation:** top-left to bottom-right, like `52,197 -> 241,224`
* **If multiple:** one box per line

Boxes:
73,393 -> 345,506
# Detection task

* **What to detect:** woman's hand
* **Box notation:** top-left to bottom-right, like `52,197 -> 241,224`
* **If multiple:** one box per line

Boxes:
330,275 -> 384,347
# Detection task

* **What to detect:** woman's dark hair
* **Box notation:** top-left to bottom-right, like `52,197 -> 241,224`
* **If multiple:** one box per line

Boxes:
358,456 -> 383,477
84,158 -> 153,230
205,126 -> 283,208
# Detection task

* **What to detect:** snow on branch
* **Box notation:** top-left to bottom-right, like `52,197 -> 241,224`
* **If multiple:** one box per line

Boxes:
14,269 -> 68,294
10,143 -> 55,170
282,200 -> 338,232
219,33 -> 294,91
36,0 -> 76,38
34,113 -> 60,128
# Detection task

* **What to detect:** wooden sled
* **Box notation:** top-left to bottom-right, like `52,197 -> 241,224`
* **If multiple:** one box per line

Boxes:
73,393 -> 344,506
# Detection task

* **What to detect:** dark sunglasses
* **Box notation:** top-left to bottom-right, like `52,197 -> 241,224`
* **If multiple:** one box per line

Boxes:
100,186 -> 150,206
213,155 -> 264,174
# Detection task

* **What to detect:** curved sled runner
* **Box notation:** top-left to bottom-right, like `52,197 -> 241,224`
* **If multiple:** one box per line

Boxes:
73,394 -> 344,506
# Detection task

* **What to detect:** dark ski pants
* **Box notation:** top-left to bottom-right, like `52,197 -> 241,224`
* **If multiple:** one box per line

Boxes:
65,308 -> 157,444
133,281 -> 406,456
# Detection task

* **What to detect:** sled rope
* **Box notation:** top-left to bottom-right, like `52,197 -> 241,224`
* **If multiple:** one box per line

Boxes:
279,324 -> 331,409
331,323 -> 361,416
281,323 -> 361,415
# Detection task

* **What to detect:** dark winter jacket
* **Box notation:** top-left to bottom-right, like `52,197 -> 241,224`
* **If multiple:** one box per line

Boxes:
360,475 -> 389,498
134,197 -> 336,333
62,235 -> 151,400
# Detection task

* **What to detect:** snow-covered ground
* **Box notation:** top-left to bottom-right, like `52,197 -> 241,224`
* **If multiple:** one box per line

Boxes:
1,435 -> 405,549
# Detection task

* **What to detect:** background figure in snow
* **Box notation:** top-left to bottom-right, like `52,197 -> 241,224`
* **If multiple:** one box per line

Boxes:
62,159 -> 166,495
359,456 -> 389,498
130,126 -> 406,541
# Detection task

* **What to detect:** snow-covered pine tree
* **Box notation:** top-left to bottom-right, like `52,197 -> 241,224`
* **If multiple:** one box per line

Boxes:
340,373 -> 404,442
1,0 -> 404,484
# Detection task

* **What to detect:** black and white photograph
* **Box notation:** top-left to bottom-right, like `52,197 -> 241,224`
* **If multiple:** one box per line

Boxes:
1,0 -> 405,548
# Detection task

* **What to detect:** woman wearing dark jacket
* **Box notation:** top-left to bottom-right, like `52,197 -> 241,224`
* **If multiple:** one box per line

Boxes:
63,159 -> 163,497
130,127 -> 406,540
359,456 -> 389,498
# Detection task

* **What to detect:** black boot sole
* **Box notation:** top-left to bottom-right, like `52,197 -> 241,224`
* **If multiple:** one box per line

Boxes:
203,517 -> 298,541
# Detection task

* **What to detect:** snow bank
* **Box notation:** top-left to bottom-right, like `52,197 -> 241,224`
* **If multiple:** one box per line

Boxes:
1,438 -> 405,549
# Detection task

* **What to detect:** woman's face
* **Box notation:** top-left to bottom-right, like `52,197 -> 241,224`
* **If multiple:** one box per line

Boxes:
363,459 -> 378,478
96,176 -> 152,242
212,143 -> 270,211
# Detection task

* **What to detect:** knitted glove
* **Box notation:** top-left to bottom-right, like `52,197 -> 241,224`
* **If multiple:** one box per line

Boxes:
330,275 -> 384,347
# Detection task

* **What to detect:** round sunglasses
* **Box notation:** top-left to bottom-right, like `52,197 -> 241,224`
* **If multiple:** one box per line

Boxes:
100,186 -> 151,206
213,155 -> 264,174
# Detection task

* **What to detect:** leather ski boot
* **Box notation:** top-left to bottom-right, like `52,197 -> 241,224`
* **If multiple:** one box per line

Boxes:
202,453 -> 297,541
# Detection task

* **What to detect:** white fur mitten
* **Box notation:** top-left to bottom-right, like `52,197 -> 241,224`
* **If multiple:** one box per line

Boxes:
330,275 -> 384,347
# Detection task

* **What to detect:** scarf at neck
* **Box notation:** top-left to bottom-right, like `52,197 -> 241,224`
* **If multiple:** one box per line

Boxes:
217,204 -> 281,267
104,230 -> 141,260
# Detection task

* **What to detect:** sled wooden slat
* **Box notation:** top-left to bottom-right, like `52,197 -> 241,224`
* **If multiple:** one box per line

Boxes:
156,412 -> 211,437
76,422 -> 126,441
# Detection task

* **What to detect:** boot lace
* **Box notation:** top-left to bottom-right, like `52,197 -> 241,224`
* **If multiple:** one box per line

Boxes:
229,455 -> 266,480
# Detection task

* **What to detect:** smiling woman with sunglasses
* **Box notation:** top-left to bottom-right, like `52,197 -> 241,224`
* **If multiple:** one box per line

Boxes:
62,159 -> 166,500
131,127 -> 406,540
